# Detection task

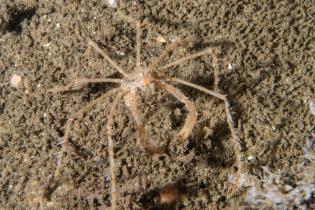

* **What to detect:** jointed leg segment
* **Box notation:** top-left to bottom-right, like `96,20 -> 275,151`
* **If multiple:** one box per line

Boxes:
54,88 -> 121,179
136,21 -> 142,67
156,46 -> 220,91
116,12 -> 143,68
124,91 -> 166,154
48,78 -> 122,93
107,93 -> 125,210
87,38 -> 129,78
158,47 -> 215,71
166,77 -> 243,186
149,38 -> 182,71
156,81 -> 197,144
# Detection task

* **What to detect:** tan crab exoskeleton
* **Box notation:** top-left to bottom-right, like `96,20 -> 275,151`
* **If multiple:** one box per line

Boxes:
50,13 -> 243,210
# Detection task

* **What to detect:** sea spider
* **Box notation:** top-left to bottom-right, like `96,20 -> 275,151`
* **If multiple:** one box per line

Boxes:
50,14 -> 243,210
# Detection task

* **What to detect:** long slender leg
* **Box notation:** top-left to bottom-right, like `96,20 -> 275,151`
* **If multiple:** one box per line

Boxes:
158,45 -> 221,91
167,77 -> 243,187
158,47 -> 212,71
48,78 -> 122,93
155,81 -> 197,144
210,48 -> 220,92
106,93 -> 124,210
115,12 -> 143,68
124,91 -> 166,154
148,38 -> 182,71
167,78 -> 225,100
87,38 -> 129,78
54,88 -> 121,179
136,21 -> 142,68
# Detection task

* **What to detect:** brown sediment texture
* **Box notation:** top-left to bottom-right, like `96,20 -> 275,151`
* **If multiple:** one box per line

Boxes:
0,0 -> 314,209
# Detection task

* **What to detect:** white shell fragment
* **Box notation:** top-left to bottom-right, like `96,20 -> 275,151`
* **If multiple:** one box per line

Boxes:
156,36 -> 167,43
10,74 -> 22,89
309,99 -> 315,116
106,0 -> 118,8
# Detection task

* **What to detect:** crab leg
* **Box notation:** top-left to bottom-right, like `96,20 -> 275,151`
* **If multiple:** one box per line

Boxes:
158,47 -> 217,71
48,78 -> 122,93
115,12 -> 143,68
135,21 -> 142,67
124,91 -> 166,154
158,46 -> 221,91
107,92 -> 125,210
54,88 -> 121,179
87,38 -> 129,78
156,81 -> 197,144
166,77 -> 243,187
148,38 -> 182,71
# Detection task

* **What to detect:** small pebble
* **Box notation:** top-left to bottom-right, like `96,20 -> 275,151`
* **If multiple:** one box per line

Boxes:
309,100 -> 315,116
106,0 -> 118,8
156,36 -> 167,43
10,74 -> 22,89
159,183 -> 179,205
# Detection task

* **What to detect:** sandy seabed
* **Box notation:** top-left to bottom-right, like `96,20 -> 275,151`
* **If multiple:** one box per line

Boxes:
0,1 -> 314,209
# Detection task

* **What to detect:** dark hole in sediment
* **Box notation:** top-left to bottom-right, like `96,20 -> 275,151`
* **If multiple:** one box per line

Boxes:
7,7 -> 36,33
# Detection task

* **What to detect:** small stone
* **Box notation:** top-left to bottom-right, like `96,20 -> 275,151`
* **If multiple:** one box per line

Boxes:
156,36 -> 167,43
106,0 -> 118,8
10,74 -> 22,89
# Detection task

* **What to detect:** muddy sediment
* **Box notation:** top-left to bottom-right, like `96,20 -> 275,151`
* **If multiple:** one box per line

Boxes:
0,1 -> 314,209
